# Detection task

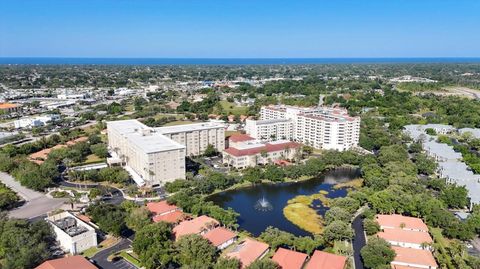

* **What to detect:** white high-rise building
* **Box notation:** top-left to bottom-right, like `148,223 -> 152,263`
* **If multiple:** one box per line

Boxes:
247,105 -> 360,151
107,120 -> 225,186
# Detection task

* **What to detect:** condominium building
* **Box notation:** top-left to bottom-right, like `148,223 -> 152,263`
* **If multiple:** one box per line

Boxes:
245,118 -> 293,141
223,135 -> 300,169
46,212 -> 98,255
107,119 -> 225,186
158,123 -> 225,156
247,105 -> 360,151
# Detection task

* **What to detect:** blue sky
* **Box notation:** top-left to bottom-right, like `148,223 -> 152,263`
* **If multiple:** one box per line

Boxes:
1,0 -> 479,58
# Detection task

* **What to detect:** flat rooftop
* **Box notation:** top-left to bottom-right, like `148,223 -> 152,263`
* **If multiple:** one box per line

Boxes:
156,122 -> 225,134
126,131 -> 185,154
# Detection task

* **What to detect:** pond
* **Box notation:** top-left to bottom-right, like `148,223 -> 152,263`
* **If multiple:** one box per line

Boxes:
209,167 -> 361,236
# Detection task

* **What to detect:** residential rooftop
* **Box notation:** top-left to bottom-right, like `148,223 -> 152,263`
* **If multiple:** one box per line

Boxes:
173,215 -> 219,239
391,246 -> 437,268
225,238 -> 269,268
305,250 -> 347,269
376,214 -> 429,232
202,227 -> 237,248
271,248 -> 308,269
35,256 -> 97,269
155,122 -> 225,134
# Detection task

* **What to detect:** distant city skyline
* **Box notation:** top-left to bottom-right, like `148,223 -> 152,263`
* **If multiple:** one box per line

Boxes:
1,0 -> 480,58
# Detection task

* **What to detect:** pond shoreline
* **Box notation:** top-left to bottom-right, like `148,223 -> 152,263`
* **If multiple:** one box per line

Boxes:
209,166 -> 362,236
207,164 -> 360,199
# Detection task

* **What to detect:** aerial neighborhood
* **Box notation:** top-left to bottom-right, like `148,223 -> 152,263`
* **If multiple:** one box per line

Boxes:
1,60 -> 480,269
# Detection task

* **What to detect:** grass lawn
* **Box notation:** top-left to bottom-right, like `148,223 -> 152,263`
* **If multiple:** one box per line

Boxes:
162,120 -> 194,126
225,130 -> 241,138
154,113 -> 184,120
82,237 -> 120,258
119,251 -> 142,268
219,101 -> 248,115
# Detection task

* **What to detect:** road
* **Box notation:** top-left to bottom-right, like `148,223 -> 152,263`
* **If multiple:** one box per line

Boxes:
352,215 -> 366,269
0,172 -> 67,219
59,179 -> 125,205
91,238 -> 133,269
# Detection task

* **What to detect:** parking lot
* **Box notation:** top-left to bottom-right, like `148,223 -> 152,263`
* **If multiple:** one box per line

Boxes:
111,258 -> 137,269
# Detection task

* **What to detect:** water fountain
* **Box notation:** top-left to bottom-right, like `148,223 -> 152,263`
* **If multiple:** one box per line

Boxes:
254,196 -> 273,211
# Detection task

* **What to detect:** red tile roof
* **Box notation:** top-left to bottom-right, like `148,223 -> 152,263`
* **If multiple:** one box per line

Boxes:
391,246 -> 437,268
305,250 -> 347,269
225,238 -> 269,268
35,256 -> 97,269
0,103 -> 20,109
229,133 -> 254,143
153,211 -> 187,224
272,248 -> 308,269
202,227 -> 237,248
376,214 -> 428,231
377,228 -> 433,245
147,201 -> 179,215
224,141 -> 300,157
173,215 -> 219,239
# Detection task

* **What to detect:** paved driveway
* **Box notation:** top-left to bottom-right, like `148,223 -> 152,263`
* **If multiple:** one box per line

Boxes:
92,238 -> 133,269
0,172 -> 67,219
352,215 -> 366,269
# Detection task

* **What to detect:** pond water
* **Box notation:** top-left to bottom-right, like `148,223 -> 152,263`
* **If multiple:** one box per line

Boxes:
209,168 -> 361,236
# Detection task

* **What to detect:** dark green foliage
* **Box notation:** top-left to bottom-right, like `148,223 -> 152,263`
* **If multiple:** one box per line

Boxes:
360,237 -> 396,269
246,259 -> 279,269
0,214 -> 54,269
363,219 -> 380,236
175,234 -> 217,268
86,203 -> 127,236
323,220 -> 354,242
133,222 -> 175,269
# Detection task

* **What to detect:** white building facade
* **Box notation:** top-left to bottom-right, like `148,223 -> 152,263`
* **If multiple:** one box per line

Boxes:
107,120 -> 225,186
46,212 -> 97,255
14,114 -> 60,129
247,105 -> 360,151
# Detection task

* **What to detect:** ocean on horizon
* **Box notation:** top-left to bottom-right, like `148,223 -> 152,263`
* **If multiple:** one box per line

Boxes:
1,57 -> 480,65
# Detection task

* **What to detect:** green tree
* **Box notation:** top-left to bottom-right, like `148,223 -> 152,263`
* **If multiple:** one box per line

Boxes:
175,234 -> 217,268
360,237 -> 395,269
325,207 -> 352,225
204,144 -> 218,157
246,259 -> 279,269
214,257 -> 241,269
363,219 -> 380,236
133,222 -> 175,269
86,203 -> 127,236
323,221 -> 354,243
126,207 -> 152,232
440,184 -> 469,209
0,215 -> 54,269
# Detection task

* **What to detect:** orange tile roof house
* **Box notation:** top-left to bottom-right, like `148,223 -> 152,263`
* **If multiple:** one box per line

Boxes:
305,250 -> 347,269
0,103 -> 21,113
272,248 -> 308,269
377,228 -> 433,250
173,215 -> 219,239
225,238 -> 269,268
35,256 -> 97,269
376,214 -> 429,232
202,227 -> 238,250
147,200 -> 180,216
153,211 -> 187,224
391,246 -> 438,269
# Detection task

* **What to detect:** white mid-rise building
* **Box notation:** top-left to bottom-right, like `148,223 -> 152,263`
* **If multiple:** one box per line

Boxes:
247,105 -> 360,151
245,118 -> 293,141
46,211 -> 97,255
107,120 -> 225,186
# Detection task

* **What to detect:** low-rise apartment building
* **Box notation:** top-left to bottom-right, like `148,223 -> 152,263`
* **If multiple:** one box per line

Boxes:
375,214 -> 437,269
248,105 -> 360,151
46,212 -> 97,255
223,138 -> 300,169
107,120 -> 225,186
